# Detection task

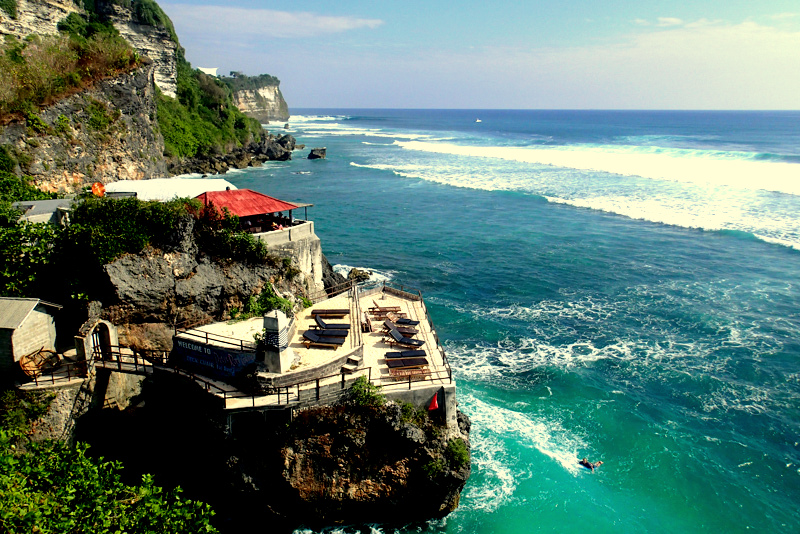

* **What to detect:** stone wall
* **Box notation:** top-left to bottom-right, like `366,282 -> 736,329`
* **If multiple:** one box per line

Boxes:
258,222 -> 326,295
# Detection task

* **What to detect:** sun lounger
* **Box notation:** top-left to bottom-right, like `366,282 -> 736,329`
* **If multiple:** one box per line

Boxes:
369,300 -> 405,317
310,308 -> 350,317
386,311 -> 420,326
302,330 -> 346,349
384,328 -> 425,349
384,350 -> 427,359
313,315 -> 351,330
315,329 -> 349,338
382,319 -> 418,337
386,357 -> 429,369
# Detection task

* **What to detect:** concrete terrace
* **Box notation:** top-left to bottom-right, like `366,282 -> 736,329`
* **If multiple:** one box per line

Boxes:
174,283 -> 453,414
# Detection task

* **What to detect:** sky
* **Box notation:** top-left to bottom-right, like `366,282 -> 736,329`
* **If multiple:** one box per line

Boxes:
160,1 -> 800,110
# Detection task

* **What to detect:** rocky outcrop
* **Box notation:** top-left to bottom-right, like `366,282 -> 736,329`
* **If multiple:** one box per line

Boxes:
0,0 -> 82,40
0,64 -> 167,193
308,147 -> 326,160
166,133 -> 298,176
225,402 -> 472,529
100,215 -> 310,326
231,85 -> 289,123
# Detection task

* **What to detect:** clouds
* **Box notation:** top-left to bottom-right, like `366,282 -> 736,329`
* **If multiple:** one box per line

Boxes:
161,3 -> 383,39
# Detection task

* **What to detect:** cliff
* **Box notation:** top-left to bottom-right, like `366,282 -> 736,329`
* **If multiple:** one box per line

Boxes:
230,85 -> 290,123
0,64 -> 168,191
98,1 -> 179,98
0,0 -> 82,39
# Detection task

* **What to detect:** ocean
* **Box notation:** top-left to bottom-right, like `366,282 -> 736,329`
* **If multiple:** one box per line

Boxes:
223,109 -> 800,533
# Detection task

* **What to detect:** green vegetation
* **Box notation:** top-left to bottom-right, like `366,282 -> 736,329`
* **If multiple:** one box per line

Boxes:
157,60 -> 264,158
0,18 -> 139,117
400,401 -> 429,427
219,72 -> 281,91
0,0 -> 17,19
232,284 -> 294,322
446,438 -> 470,469
0,389 -> 218,533
346,376 -> 385,408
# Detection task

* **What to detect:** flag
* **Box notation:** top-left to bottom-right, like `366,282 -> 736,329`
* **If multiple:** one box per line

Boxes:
428,392 -> 439,411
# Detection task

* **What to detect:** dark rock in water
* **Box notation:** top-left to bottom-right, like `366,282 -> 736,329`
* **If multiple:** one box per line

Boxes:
308,147 -> 327,160
321,253 -> 346,292
264,141 -> 291,161
277,134 -> 297,151
284,123 -> 290,129
347,267 -> 371,283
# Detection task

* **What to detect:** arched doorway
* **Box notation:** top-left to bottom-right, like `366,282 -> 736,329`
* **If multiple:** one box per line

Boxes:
90,322 -> 113,360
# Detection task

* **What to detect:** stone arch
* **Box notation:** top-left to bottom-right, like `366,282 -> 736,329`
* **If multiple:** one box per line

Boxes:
75,319 -> 119,362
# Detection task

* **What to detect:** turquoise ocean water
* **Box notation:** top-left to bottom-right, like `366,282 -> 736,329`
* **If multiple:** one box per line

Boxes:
223,110 -> 800,533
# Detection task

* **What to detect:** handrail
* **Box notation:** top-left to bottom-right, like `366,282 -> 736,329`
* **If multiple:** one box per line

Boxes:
174,328 -> 257,352
26,360 -> 89,387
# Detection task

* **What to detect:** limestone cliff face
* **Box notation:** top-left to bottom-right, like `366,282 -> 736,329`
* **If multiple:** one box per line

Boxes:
98,2 -> 178,98
0,65 -> 167,192
0,0 -> 82,39
231,85 -> 290,123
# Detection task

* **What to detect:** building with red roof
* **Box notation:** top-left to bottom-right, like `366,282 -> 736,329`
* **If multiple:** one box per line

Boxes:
195,188 -> 311,234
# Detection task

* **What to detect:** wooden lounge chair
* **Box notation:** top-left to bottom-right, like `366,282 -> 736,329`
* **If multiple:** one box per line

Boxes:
386,311 -> 420,326
386,357 -> 430,380
385,350 -> 426,360
302,330 -> 345,349
382,319 -> 418,337
310,308 -> 350,318
384,328 -> 425,349
371,299 -> 402,313
313,315 -> 351,330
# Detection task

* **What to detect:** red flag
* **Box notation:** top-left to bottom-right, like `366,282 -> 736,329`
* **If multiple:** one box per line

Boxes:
428,392 -> 439,411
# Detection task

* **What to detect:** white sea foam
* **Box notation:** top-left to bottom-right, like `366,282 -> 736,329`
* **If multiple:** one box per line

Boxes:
394,140 -> 800,196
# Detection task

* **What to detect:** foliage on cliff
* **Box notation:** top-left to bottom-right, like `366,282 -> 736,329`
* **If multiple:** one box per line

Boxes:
219,72 -> 281,91
0,389 -> 218,534
0,14 -> 139,118
157,60 -> 264,158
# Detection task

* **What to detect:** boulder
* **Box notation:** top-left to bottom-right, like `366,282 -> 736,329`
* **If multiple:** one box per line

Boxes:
308,148 -> 327,160
277,134 -> 297,151
347,268 -> 371,283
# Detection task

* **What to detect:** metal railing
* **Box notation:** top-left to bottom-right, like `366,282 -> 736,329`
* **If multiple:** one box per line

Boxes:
174,328 -> 257,352
24,360 -> 89,387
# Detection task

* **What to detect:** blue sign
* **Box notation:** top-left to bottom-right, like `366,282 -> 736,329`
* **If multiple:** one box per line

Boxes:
173,338 -> 257,378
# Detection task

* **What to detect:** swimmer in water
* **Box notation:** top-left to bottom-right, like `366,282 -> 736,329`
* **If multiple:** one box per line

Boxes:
579,458 -> 603,471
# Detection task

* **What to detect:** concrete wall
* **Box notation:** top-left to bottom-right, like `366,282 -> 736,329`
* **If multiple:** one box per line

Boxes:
11,306 -> 57,362
256,222 -> 325,294
385,382 -> 459,430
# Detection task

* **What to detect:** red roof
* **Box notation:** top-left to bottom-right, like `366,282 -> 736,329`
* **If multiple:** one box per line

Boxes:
195,189 -> 299,217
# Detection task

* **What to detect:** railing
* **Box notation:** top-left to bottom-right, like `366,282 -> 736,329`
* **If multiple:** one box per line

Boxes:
307,279 -> 354,304
91,346 -> 169,374
25,360 -> 89,387
174,327 -> 257,352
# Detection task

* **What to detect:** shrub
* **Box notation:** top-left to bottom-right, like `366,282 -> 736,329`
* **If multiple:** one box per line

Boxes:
0,0 -> 17,19
346,376 -> 385,408
0,146 -> 16,173
446,438 -> 470,469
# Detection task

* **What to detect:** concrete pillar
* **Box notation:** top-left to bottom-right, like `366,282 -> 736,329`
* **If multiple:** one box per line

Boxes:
262,310 -> 290,373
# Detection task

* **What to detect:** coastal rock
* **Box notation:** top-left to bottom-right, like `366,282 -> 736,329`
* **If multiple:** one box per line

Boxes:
224,401 -> 472,529
277,134 -> 297,151
308,147 -> 327,160
0,0 -> 83,41
347,268 -> 371,283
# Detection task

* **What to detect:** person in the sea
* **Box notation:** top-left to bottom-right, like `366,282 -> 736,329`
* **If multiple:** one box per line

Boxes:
579,458 -> 603,471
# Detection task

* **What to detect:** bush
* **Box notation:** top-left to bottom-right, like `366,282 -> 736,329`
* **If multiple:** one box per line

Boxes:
446,438 -> 469,469
0,28 -> 139,117
0,0 -> 17,19
346,376 -> 385,408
